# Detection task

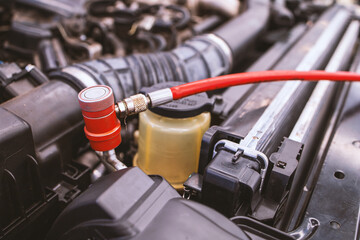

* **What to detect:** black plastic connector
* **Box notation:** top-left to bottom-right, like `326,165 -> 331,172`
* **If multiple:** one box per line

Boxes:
201,146 -> 262,217
265,137 -> 303,203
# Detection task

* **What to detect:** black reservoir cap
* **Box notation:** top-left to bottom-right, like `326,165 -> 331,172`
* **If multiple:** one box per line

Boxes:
141,82 -> 213,118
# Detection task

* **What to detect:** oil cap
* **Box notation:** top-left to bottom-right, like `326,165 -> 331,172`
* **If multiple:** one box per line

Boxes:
78,85 -> 121,151
141,82 -> 213,118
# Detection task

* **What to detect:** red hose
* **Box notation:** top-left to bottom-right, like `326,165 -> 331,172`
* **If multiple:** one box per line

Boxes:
170,70 -> 360,100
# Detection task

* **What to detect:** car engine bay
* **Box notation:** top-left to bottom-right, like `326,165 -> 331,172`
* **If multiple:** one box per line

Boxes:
0,0 -> 359,239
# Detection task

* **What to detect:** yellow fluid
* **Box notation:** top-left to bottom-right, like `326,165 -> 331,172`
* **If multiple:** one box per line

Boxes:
135,110 -> 210,189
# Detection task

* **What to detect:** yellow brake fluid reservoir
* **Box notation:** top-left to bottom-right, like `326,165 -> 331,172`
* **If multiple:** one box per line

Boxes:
134,82 -> 212,189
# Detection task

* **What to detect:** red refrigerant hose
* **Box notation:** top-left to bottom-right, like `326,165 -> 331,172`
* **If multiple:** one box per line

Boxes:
81,70 -> 360,151
170,70 -> 360,100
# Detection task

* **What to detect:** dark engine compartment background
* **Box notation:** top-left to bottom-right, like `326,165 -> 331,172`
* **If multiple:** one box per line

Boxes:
0,0 -> 359,239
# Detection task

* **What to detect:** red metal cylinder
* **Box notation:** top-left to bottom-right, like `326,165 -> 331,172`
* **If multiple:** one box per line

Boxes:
78,85 -> 121,151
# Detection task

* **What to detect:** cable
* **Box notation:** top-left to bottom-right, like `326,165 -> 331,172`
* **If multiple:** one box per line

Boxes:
170,70 -> 360,100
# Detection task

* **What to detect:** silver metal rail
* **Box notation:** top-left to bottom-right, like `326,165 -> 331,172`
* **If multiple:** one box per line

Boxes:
239,8 -> 350,152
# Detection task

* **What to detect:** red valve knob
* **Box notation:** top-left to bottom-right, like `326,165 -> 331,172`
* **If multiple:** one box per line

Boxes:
78,85 -> 121,151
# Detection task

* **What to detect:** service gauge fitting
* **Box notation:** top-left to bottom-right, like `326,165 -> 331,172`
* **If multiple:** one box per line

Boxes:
78,85 -> 121,151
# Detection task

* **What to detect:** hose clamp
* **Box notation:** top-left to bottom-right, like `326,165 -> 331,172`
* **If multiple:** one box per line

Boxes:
205,34 -> 233,72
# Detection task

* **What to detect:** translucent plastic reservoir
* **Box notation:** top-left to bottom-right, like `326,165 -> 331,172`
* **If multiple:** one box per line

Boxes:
135,110 -> 210,189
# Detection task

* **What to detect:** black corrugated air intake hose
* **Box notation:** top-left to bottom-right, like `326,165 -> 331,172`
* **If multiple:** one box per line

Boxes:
51,0 -> 270,101
0,0 -> 270,176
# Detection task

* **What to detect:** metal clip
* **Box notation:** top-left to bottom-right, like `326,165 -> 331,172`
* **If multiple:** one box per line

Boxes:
213,139 -> 269,192
182,187 -> 192,200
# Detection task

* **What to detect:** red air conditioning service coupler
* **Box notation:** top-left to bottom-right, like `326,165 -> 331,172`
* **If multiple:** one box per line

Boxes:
78,85 -> 121,151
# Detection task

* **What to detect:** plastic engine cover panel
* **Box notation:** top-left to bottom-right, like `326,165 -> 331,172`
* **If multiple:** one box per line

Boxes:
47,167 -> 249,240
